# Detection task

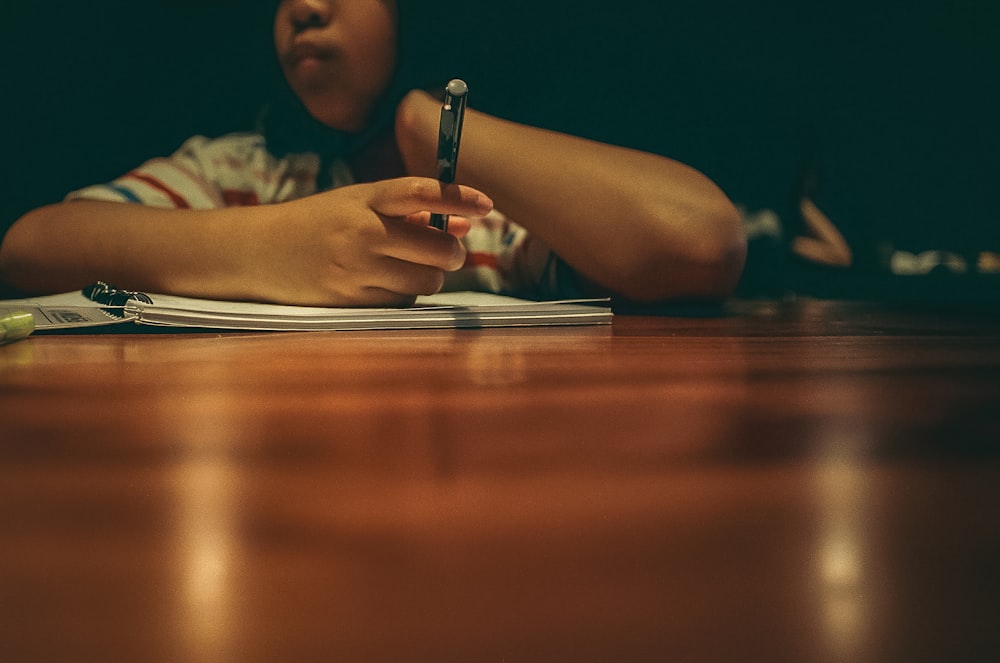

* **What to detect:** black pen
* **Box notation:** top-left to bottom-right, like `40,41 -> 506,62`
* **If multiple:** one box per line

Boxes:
429,78 -> 468,231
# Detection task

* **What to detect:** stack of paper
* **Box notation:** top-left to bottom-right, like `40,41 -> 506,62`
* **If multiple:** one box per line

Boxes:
1,289 -> 611,332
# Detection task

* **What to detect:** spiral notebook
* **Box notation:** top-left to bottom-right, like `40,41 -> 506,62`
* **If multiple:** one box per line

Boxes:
1,282 -> 611,332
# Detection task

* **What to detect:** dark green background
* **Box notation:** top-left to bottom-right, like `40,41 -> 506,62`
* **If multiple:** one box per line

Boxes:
3,1 -> 996,299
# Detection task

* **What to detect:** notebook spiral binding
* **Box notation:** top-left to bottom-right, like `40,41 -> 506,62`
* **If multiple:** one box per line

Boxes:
82,282 -> 153,319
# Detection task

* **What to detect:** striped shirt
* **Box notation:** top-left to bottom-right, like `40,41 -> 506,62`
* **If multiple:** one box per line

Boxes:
67,133 -> 578,298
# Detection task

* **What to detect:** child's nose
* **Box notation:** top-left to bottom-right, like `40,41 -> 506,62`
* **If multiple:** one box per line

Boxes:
289,0 -> 335,32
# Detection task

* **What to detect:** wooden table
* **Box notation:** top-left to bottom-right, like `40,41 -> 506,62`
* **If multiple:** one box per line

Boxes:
2,300 -> 999,662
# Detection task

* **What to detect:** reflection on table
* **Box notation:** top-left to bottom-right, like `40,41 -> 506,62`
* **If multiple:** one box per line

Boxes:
2,300 -> 999,662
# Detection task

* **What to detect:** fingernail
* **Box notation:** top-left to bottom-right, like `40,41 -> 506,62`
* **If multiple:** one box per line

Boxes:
477,194 -> 494,214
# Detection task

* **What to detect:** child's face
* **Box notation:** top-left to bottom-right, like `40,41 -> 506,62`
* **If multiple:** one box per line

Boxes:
274,0 -> 398,133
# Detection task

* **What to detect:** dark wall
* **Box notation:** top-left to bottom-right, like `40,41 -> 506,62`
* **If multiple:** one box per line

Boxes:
466,2 -> 999,255
3,1 -> 997,297
2,2 -> 273,219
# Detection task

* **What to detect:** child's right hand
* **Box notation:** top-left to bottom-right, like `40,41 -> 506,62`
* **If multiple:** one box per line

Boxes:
255,177 -> 492,307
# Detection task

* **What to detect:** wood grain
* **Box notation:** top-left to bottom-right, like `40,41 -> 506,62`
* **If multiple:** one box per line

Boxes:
2,301 -> 999,662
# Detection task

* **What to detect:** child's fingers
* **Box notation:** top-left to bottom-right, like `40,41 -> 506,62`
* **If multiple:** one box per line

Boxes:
444,216 -> 472,238
402,212 -> 472,239
372,256 -> 449,296
349,287 -> 418,309
382,218 -> 467,271
370,177 -> 493,218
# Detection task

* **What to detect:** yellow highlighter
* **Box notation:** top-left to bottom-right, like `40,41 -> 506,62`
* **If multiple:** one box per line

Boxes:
0,310 -> 35,346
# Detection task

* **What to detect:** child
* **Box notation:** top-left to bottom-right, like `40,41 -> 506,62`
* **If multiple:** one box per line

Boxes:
0,0 -> 746,307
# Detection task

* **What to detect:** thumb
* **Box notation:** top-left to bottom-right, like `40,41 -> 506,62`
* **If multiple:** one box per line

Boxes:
446,216 -> 472,239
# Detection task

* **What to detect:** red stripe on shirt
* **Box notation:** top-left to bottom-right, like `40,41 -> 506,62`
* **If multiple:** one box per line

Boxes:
124,172 -> 190,208
464,252 -> 499,270
222,189 -> 260,206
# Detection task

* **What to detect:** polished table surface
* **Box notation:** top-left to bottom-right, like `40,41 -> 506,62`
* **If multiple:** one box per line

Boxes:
2,299 -> 999,662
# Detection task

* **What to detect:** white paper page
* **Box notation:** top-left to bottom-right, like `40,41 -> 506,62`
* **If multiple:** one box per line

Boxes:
0,292 -> 132,329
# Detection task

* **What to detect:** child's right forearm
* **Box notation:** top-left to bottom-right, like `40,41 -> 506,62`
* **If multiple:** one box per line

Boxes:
0,200 -> 265,299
